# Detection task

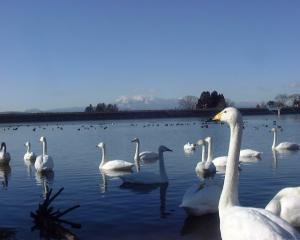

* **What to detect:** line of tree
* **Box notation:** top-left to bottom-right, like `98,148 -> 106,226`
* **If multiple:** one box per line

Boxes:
257,94 -> 300,109
179,91 -> 228,110
85,103 -> 119,113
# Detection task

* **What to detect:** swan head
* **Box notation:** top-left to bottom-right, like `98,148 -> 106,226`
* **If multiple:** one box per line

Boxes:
158,145 -> 173,153
271,127 -> 277,132
196,139 -> 204,145
0,142 -> 6,150
204,136 -> 211,143
212,107 -> 242,126
39,136 -> 46,142
131,138 -> 140,143
25,141 -> 30,147
96,142 -> 104,148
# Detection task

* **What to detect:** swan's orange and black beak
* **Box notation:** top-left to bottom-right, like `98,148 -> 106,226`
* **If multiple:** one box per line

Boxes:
212,111 -> 223,121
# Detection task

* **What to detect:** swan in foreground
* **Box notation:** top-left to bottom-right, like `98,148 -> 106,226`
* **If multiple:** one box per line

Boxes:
0,142 -> 11,164
272,127 -> 300,151
132,138 -> 158,164
24,141 -> 36,162
120,145 -> 172,184
195,138 -> 216,176
184,142 -> 196,152
180,180 -> 222,216
265,187 -> 300,227
35,137 -> 54,172
212,107 -> 300,240
97,142 -> 134,171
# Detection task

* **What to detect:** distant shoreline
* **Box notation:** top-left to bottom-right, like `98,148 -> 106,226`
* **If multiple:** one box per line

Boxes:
0,108 -> 299,124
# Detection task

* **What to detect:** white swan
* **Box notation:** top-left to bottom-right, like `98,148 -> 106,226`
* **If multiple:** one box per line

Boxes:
24,141 -> 36,162
184,142 -> 196,152
195,138 -> 216,176
97,142 -> 134,171
0,142 -> 11,164
272,128 -> 300,151
35,136 -> 54,172
213,107 -> 300,240
132,138 -> 158,163
120,145 -> 172,184
239,149 -> 262,158
265,187 -> 300,227
180,180 -> 222,216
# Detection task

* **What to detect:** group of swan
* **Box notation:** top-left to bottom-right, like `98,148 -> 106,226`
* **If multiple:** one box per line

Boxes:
96,139 -> 172,185
189,107 -> 300,239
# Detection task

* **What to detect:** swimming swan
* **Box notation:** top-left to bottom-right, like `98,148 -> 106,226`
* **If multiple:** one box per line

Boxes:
0,142 -> 11,164
132,138 -> 159,163
213,107 -> 300,240
272,128 -> 300,151
184,142 -> 196,152
195,138 -> 216,176
265,187 -> 300,227
24,141 -> 36,162
97,142 -> 134,171
239,149 -> 262,158
35,136 -> 54,172
120,145 -> 172,184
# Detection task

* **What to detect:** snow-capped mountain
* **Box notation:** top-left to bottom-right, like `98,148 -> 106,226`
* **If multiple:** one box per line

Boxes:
115,96 -> 179,110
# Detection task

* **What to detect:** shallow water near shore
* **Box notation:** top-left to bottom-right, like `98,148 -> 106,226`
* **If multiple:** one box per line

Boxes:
0,114 -> 300,239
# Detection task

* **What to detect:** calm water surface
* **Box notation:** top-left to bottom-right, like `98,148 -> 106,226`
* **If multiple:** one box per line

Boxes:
1,114 -> 300,239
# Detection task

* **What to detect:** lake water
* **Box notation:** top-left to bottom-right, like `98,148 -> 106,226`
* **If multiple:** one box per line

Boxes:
1,114 -> 300,239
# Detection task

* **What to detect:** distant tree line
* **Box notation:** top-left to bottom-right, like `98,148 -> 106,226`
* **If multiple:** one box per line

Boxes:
257,94 -> 300,109
179,91 -> 228,110
85,103 -> 119,113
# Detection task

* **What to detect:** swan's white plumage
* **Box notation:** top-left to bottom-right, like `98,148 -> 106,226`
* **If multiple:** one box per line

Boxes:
24,142 -> 36,162
240,149 -> 261,158
184,142 -> 196,151
97,142 -> 134,171
0,143 -> 10,164
212,156 -> 228,167
180,182 -> 222,216
213,107 -> 300,240
132,138 -> 158,163
120,145 -> 172,184
272,128 -> 300,151
139,151 -> 159,160
265,187 -> 300,227
35,136 -> 54,172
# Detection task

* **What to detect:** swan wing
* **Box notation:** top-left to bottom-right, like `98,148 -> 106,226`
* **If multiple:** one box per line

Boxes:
212,156 -> 228,167
102,160 -> 134,171
240,149 -> 261,157
180,183 -> 221,215
139,151 -> 158,159
120,171 -> 161,184
276,142 -> 300,150
221,206 -> 300,240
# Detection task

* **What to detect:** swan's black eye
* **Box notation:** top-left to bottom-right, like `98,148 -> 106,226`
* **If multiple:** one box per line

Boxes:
224,110 -> 227,113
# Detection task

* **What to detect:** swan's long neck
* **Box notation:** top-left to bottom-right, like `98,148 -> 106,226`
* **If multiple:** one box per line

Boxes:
206,140 -> 213,162
219,120 -> 242,218
42,140 -> 47,156
272,130 -> 277,149
134,141 -> 140,161
159,151 -> 168,182
201,144 -> 206,163
100,145 -> 107,167
26,143 -> 31,153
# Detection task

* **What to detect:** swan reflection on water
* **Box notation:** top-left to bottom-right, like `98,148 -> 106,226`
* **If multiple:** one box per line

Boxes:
24,159 -> 35,177
120,182 -> 171,218
99,169 -> 132,193
0,165 -> 11,190
35,171 -> 54,199
181,214 -> 221,240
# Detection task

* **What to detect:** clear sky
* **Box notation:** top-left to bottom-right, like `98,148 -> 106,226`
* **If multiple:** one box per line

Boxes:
1,0 -> 300,111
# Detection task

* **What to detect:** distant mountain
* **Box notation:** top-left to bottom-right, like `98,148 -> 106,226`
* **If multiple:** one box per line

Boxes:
115,96 -> 179,110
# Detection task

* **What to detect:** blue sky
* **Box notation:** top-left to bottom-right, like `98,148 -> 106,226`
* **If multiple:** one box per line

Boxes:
1,0 -> 300,111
